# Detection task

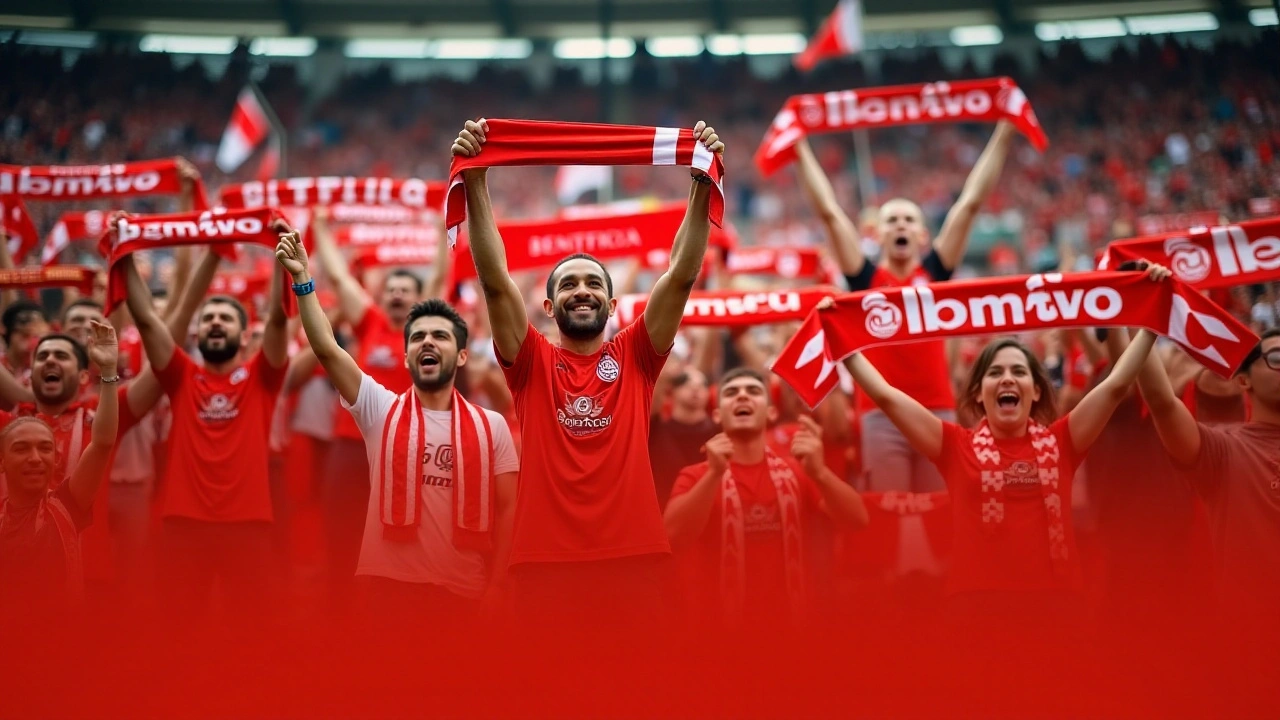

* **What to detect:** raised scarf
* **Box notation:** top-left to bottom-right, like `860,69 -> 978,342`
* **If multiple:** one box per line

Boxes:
220,177 -> 447,211
0,266 -> 97,296
771,271 -> 1259,409
720,449 -> 805,625
444,119 -> 726,244
42,211 -> 109,266
335,224 -> 439,248
377,388 -> 496,551
352,244 -> 438,273
725,246 -> 824,279
615,286 -> 835,328
1136,211 -> 1223,236
1,197 -> 40,262
755,77 -> 1048,177
1100,217 -> 1280,288
0,159 -> 209,209
972,419 -> 1070,576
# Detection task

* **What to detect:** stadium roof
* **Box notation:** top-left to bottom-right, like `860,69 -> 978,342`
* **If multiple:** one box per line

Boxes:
0,0 -> 1270,40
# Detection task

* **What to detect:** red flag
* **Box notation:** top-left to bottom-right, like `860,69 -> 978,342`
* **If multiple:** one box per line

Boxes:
795,0 -> 864,72
217,87 -> 271,173
0,197 -> 39,262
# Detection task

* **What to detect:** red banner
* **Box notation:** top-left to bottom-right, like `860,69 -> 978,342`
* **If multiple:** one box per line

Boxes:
335,224 -> 439,248
725,246 -> 823,279
0,159 -> 208,209
1,197 -> 39,262
329,204 -> 427,224
220,178 -> 447,211
208,271 -> 272,302
0,266 -> 97,295
352,244 -> 438,271
42,210 -> 110,266
1249,198 -> 1278,217
756,77 -> 1048,177
614,286 -> 835,327
1136,211 -> 1222,236
1101,217 -> 1280,289
771,272 -> 1259,409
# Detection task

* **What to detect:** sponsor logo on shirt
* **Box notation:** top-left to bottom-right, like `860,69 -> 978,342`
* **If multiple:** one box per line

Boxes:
199,393 -> 240,422
557,392 -> 612,437
744,503 -> 781,534
596,353 -> 620,383
1002,460 -> 1041,496
423,442 -> 455,488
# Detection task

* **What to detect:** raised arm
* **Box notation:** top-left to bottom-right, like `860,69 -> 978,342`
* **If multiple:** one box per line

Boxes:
790,415 -> 869,528
1067,328 -> 1157,454
261,254 -> 289,369
120,254 -> 178,373
1135,333 -> 1203,466
424,211 -> 451,300
932,120 -> 1015,271
0,358 -> 35,405
663,434 -> 733,548
0,226 -> 17,308
844,352 -> 944,459
794,138 -> 864,277
452,119 -> 529,363
275,222 -> 363,404
645,121 -> 724,353
310,207 -> 373,325
68,321 -> 119,510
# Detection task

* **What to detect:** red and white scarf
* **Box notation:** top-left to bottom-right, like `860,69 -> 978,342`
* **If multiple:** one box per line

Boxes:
101,208 -> 294,316
445,119 -> 726,244
972,419 -> 1070,576
329,204 -> 429,224
720,449 -> 805,624
1,197 -> 40,262
220,177 -> 447,211
755,77 -> 1048,176
1100,216 -> 1280,289
0,266 -> 97,295
1136,211 -> 1223,236
352,244 -> 438,272
377,388 -> 496,551
615,286 -> 835,328
0,159 -> 209,209
725,246 -> 824,279
41,210 -> 110,266
335,224 -> 439,248
772,271 -> 1259,409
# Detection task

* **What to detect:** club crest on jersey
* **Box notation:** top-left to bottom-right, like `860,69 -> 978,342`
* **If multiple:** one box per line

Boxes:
230,367 -> 249,385
596,353 -> 620,383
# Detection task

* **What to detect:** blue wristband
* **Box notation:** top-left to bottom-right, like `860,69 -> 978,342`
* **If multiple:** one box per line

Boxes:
292,279 -> 315,296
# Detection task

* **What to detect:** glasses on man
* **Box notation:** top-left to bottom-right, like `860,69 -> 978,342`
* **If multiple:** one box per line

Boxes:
1262,350 -> 1280,372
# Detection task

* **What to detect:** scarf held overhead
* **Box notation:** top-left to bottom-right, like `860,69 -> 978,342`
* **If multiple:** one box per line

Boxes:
0,159 -> 209,210
220,178 -> 447,211
377,388 -> 496,551
615,286 -> 835,328
755,77 -> 1048,177
0,266 -> 97,295
1,197 -> 39,262
771,271 -> 1259,409
101,208 -> 294,316
1100,216 -> 1280,289
42,211 -> 110,266
445,119 -> 726,244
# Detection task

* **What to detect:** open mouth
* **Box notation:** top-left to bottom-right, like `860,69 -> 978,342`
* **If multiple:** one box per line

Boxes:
731,405 -> 753,417
568,302 -> 598,315
893,236 -> 910,248
418,353 -> 440,370
996,392 -> 1020,409
42,372 -> 61,384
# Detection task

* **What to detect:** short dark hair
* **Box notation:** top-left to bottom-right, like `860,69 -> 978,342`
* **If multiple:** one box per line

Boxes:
386,269 -> 425,295
404,299 -> 469,349
545,253 -> 613,300
1237,328 -> 1280,375
35,333 -> 89,371
719,367 -> 768,396
2,301 -> 47,341
200,295 -> 248,329
62,298 -> 104,323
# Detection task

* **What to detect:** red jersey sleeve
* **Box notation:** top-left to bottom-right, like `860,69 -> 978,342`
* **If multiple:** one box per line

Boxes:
668,461 -> 710,501
1048,415 -> 1080,468
154,347 -> 192,394
254,351 -> 288,394
620,315 -> 669,386
936,420 -> 971,469
498,323 -> 545,394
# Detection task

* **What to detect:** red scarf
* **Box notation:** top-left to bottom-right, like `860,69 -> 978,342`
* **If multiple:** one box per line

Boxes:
377,388 -> 496,551
755,77 -> 1048,177
220,177 -> 447,210
1136,211 -> 1222,236
615,286 -> 835,328
42,211 -> 110,266
101,208 -> 295,317
0,266 -> 97,295
720,448 -> 805,625
329,204 -> 427,224
1,197 -> 40,262
725,246 -> 824,279
445,119 -> 726,244
0,159 -> 209,209
0,492 -> 84,602
972,419 -> 1070,576
352,244 -> 438,273
451,203 -> 687,281
335,224 -> 439,248
771,271 -> 1259,409
1100,217 -> 1280,288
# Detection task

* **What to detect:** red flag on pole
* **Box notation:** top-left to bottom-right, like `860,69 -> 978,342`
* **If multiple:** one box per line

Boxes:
795,0 -> 864,72
217,87 -> 271,173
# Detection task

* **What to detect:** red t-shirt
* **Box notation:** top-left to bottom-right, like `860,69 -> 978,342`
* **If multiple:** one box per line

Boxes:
333,305 -> 408,441
933,417 -> 1083,595
500,319 -> 670,564
669,457 -> 821,620
156,349 -> 286,523
845,260 -> 955,414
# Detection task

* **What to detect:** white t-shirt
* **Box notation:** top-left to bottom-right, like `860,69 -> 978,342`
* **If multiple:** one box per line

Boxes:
343,373 -> 519,598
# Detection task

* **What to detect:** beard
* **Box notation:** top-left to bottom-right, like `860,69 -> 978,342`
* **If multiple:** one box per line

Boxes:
199,334 -> 242,364
33,375 -> 78,406
410,354 -> 458,392
554,302 -> 609,341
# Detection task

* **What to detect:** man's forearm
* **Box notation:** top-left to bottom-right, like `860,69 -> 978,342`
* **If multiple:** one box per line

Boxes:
290,269 -> 344,361
810,466 -> 869,528
463,173 -> 512,294
663,468 -> 722,546
667,182 -> 712,286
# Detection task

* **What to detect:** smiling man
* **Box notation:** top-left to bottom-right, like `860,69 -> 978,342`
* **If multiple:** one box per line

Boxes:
451,118 -> 724,627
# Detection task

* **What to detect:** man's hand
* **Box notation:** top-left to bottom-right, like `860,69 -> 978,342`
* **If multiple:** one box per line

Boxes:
176,157 -> 201,188
85,320 -> 119,376
790,415 -> 826,477
704,433 -> 734,477
451,119 -> 490,181
689,121 -> 725,178
273,219 -> 309,281
1145,263 -> 1172,282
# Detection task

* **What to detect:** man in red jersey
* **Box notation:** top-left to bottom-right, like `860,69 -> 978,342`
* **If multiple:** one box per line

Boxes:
665,368 -> 868,627
121,249 -> 290,617
794,124 -> 1015,496
451,118 -> 723,626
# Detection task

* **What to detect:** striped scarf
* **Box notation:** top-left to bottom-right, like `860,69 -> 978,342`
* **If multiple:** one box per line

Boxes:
720,449 -> 805,625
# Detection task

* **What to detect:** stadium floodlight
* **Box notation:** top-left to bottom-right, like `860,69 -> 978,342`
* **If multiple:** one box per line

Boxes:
949,25 -> 1003,46
552,37 -> 636,59
1124,12 -> 1218,34
705,34 -> 743,56
248,37 -> 317,57
433,39 -> 533,59
139,34 -> 238,55
344,39 -> 431,59
1033,18 -> 1127,41
646,36 -> 704,57
1248,8 -> 1277,26
8,30 -> 97,48
740,33 -> 807,55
